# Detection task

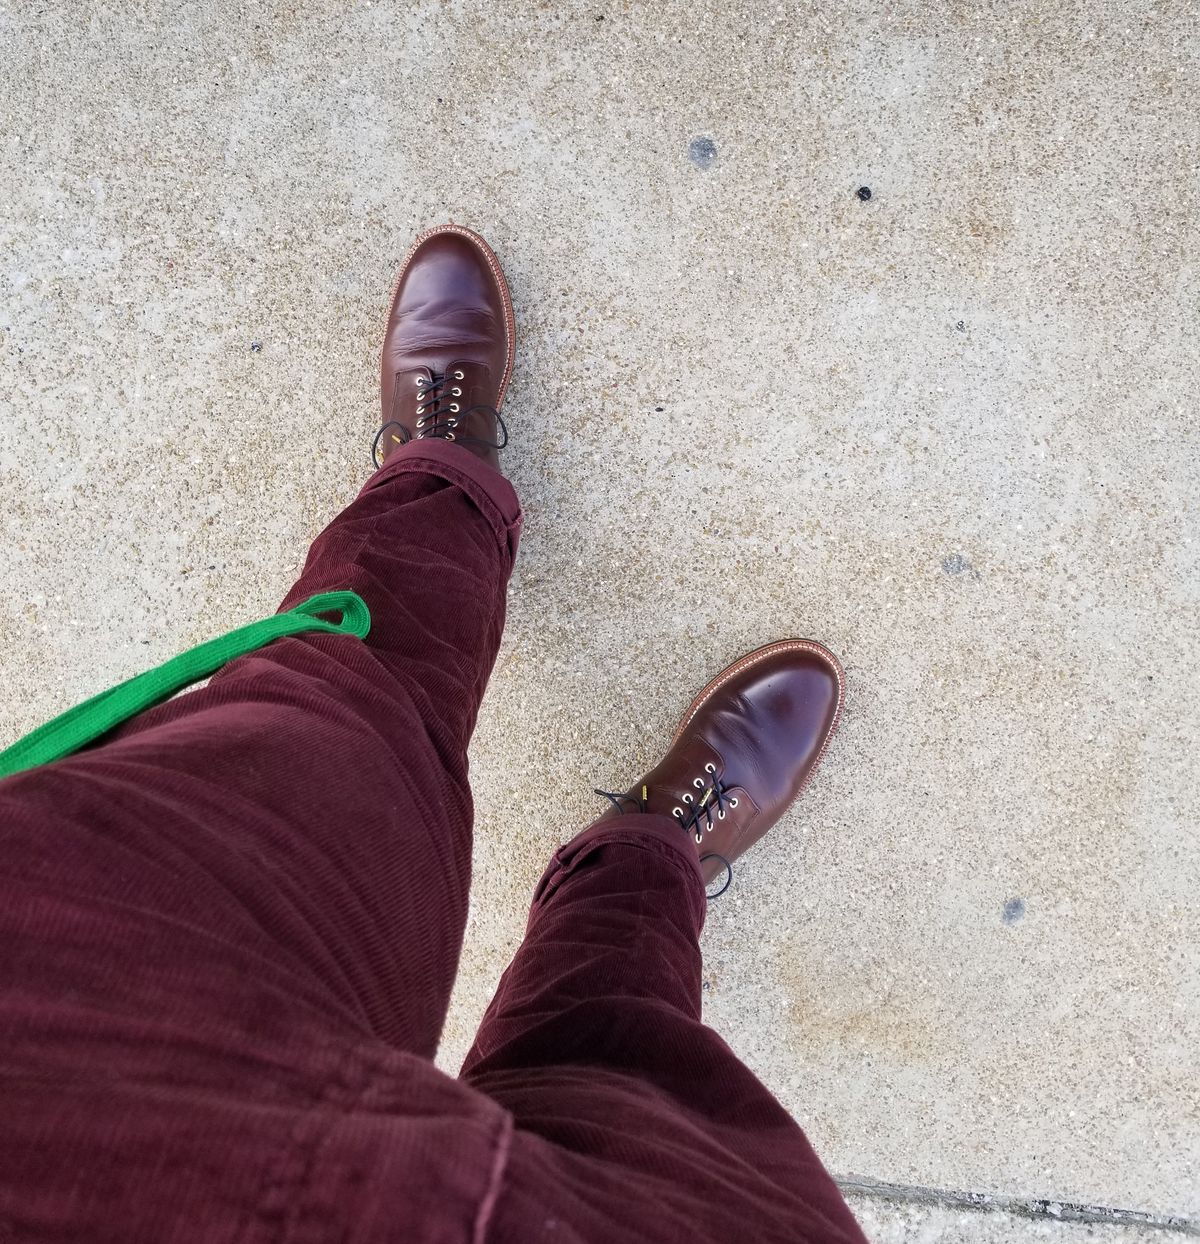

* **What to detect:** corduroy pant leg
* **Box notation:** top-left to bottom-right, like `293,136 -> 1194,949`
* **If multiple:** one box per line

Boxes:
0,440 -> 523,1240
462,815 -> 868,1244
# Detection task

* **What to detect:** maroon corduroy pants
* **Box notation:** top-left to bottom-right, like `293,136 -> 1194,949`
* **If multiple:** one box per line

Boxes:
0,441 -> 865,1243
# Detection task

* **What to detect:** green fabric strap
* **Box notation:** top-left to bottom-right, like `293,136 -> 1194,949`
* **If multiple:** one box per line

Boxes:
0,591 -> 371,780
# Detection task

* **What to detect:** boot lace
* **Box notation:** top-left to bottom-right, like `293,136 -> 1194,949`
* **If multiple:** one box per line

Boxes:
372,368 -> 509,467
668,763 -> 740,843
593,769 -> 735,898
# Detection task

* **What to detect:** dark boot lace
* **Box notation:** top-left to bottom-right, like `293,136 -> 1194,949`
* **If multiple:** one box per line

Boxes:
594,768 -> 735,898
372,368 -> 509,467
667,761 -> 740,844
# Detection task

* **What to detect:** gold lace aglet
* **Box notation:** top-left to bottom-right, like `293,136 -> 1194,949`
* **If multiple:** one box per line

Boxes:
641,784 -> 647,803
390,434 -> 402,445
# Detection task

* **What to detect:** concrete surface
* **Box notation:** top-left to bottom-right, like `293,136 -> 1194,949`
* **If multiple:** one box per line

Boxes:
1,0 -> 1197,1238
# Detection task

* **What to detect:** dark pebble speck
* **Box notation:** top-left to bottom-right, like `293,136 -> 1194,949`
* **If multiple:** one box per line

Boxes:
856,186 -> 872,201
688,136 -> 717,169
1002,897 -> 1026,925
249,341 -> 263,353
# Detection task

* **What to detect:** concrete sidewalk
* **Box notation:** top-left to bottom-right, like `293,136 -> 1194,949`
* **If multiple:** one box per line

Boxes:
1,1 -> 1197,1238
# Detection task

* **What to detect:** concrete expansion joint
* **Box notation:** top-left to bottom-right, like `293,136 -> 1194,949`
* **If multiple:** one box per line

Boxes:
838,1175 -> 1200,1237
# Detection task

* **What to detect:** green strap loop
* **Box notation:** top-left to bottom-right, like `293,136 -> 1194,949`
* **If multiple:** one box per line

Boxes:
0,591 -> 371,780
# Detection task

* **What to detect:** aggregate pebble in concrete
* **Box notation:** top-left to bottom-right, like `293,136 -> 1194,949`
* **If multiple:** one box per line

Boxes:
1,0 -> 1197,1223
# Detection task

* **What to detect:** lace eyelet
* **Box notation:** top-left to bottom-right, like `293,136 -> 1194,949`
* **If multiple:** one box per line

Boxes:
718,810 -> 726,820
695,833 -> 703,844
414,377 -> 424,387
449,403 -> 460,412
704,763 -> 716,773
453,387 -> 462,396
449,418 -> 459,428
682,793 -> 694,804
445,432 -> 455,441
729,798 -> 739,809
693,778 -> 704,789
416,406 -> 425,415
673,807 -> 683,818
454,370 -> 464,379
416,416 -> 427,428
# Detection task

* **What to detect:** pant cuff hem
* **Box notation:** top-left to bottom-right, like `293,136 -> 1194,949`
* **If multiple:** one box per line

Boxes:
361,439 -> 522,560
531,812 -> 705,914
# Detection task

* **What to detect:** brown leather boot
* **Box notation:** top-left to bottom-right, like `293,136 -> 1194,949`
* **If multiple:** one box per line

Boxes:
375,223 -> 515,471
596,640 -> 845,896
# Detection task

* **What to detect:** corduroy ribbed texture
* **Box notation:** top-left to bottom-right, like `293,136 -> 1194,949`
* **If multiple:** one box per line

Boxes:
0,439 -> 863,1243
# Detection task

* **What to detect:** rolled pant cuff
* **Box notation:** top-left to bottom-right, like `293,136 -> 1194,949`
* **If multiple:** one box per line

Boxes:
531,812 -> 706,916
362,439 -> 523,561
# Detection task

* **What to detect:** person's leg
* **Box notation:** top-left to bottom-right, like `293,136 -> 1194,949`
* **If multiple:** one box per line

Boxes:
461,646 -> 867,1243
2,223 -> 518,1061
0,226 -> 524,1238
